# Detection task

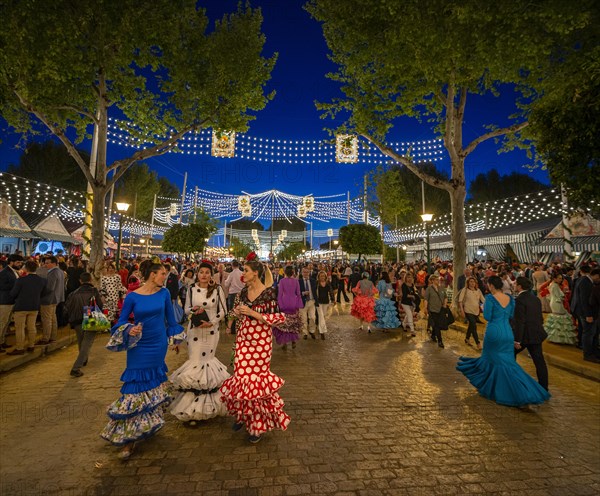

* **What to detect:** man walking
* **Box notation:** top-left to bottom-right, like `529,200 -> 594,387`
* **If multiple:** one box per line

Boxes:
299,267 -> 318,339
511,277 -> 549,391
64,272 -> 103,377
38,256 -> 65,345
0,254 -> 23,352
7,260 -> 47,355
571,265 -> 600,363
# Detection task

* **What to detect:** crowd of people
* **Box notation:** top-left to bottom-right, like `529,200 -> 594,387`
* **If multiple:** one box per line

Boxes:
1,250 -> 600,459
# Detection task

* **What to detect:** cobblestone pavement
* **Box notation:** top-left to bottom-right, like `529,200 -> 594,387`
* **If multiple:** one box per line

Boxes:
1,303 -> 599,496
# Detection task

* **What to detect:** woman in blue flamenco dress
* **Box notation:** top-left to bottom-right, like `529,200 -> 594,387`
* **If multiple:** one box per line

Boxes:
457,275 -> 550,409
101,261 -> 185,459
374,271 -> 400,330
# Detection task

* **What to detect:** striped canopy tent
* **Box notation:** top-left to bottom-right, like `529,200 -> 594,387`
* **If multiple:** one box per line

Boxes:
406,218 -> 558,263
534,214 -> 600,255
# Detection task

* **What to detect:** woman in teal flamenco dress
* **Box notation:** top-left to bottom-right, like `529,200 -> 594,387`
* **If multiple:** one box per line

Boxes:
457,276 -> 550,409
545,272 -> 577,345
101,261 -> 185,460
374,272 -> 400,330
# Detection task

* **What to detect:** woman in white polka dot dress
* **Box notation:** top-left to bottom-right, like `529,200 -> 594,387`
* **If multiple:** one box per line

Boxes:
169,262 -> 229,425
220,257 -> 290,443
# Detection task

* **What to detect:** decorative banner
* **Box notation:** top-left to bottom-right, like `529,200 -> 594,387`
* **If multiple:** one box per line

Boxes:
237,195 -> 250,211
169,203 -> 178,216
241,206 -> 252,217
336,134 -> 358,163
303,196 -> 315,212
211,129 -> 236,158
327,228 -> 333,237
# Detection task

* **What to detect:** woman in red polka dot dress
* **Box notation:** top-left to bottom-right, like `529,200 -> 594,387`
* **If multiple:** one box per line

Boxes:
220,257 -> 290,443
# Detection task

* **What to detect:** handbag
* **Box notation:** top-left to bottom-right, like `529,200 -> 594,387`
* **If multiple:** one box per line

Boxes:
191,311 -> 210,327
439,307 -> 455,331
82,297 -> 111,332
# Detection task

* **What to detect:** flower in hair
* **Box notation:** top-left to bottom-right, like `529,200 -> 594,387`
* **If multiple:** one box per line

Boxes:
246,251 -> 258,262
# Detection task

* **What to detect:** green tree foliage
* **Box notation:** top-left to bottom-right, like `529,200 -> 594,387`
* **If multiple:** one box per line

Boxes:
339,224 -> 381,261
6,140 -> 88,191
468,169 -> 548,203
229,236 -> 255,259
161,224 -> 211,257
525,27 -> 600,213
368,163 -> 450,227
0,1 -> 276,279
114,163 -> 161,222
307,0 -> 595,292
157,177 -> 181,206
229,218 -> 265,231
161,208 -> 218,256
267,217 -> 307,232
278,241 -> 309,261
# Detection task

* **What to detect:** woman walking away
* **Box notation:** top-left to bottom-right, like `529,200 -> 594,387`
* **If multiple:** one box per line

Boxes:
458,276 -> 485,350
400,274 -> 419,338
545,272 -> 577,345
101,261 -> 185,460
375,272 -> 400,331
220,255 -> 290,443
351,272 -> 377,333
315,270 -> 334,339
170,261 -> 229,425
456,276 -> 550,409
273,265 -> 303,350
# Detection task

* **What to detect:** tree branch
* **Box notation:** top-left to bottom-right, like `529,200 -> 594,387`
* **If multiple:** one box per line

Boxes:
106,119 -> 210,188
462,121 -> 529,158
361,134 -> 453,193
13,90 -> 95,184
53,105 -> 99,124
443,83 -> 461,165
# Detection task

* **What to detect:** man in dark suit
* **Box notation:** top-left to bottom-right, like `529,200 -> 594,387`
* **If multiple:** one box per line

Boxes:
0,254 -> 24,352
457,267 -> 472,291
511,276 -> 549,390
571,265 -> 599,363
298,267 -> 318,339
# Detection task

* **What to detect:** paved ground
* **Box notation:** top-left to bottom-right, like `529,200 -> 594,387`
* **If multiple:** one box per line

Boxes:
1,303 -> 599,496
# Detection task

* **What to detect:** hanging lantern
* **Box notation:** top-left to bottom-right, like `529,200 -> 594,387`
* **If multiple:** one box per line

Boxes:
211,129 -> 236,158
336,134 -> 358,163
251,229 -> 258,237
297,205 -> 306,218
241,206 -> 252,217
169,203 -> 178,216
281,230 -> 287,237
237,195 -> 250,211
303,196 -> 315,212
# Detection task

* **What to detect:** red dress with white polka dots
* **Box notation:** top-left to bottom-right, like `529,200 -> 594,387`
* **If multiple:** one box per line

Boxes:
220,287 -> 291,436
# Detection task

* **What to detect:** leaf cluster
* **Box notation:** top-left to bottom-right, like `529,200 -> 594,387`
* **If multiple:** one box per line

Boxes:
339,224 -> 381,257
0,0 -> 277,142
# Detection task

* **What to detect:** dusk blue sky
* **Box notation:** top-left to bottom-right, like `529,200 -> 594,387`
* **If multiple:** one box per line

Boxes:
0,0 -> 549,232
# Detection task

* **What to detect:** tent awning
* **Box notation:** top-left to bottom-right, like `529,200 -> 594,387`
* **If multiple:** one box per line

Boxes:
33,231 -> 81,245
536,236 -> 600,251
0,228 -> 37,239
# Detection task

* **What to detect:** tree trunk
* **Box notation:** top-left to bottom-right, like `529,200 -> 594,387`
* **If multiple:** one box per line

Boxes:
89,185 -> 108,283
449,183 -> 467,312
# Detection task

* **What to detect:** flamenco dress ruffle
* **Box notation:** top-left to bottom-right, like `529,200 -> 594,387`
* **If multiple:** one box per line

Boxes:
220,370 -> 290,436
456,295 -> 550,407
272,311 -> 302,345
545,313 -> 577,344
169,345 -> 230,421
101,289 -> 184,445
374,298 -> 400,328
351,294 -> 376,322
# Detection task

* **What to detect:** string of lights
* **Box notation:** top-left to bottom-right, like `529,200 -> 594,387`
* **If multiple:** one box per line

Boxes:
106,118 -> 444,165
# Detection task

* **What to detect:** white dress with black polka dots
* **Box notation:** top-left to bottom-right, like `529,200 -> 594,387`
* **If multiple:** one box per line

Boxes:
169,285 -> 229,421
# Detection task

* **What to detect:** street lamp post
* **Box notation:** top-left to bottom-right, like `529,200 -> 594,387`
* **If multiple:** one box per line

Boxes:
420,213 -> 433,275
115,202 -> 130,267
